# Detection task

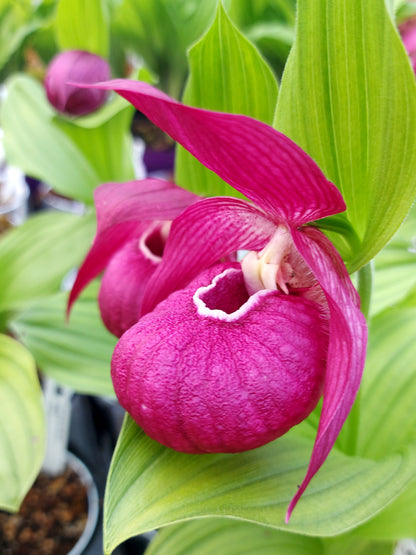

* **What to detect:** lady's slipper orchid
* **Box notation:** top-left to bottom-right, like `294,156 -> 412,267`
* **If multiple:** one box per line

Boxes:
45,50 -> 111,116
70,80 -> 367,520
68,178 -> 198,336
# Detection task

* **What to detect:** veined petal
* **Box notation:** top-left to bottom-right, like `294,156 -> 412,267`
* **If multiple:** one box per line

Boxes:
141,197 -> 277,314
287,226 -> 367,521
67,179 -> 198,313
78,79 -> 346,225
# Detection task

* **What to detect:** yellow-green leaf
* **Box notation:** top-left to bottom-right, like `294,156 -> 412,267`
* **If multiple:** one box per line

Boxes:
0,334 -> 45,512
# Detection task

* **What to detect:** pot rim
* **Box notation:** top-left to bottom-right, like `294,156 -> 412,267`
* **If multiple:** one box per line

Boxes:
67,452 -> 100,555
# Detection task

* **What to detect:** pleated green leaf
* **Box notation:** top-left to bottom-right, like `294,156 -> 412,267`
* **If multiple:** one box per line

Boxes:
103,417 -> 416,553
275,0 -> 416,272
55,0 -> 109,57
323,535 -> 394,555
10,283 -> 116,397
112,0 -> 217,98
358,305 -> 416,460
355,478 -> 416,540
371,203 -> 416,315
54,102 -> 135,188
2,74 -> 134,204
145,519 -> 324,555
175,2 -> 278,197
335,301 -> 416,540
0,334 -> 45,512
2,74 -> 99,203
0,211 -> 95,315
0,1 -> 40,74
145,518 -> 396,555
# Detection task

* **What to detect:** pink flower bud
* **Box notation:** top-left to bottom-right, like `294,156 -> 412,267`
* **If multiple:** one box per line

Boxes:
44,50 -> 111,116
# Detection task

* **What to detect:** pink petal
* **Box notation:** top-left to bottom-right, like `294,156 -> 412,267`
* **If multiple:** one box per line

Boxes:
67,178 -> 198,314
112,264 -> 328,453
286,226 -> 367,521
78,79 -> 346,225
141,196 -> 277,314
98,235 -> 161,337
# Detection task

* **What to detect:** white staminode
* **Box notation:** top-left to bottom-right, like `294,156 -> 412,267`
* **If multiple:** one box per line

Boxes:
193,267 -> 269,322
241,226 -> 294,296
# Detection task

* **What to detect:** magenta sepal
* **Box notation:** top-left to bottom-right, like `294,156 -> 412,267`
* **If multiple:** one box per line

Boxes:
73,79 -> 346,225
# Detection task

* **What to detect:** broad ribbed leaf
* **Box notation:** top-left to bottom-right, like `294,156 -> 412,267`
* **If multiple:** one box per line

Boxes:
275,0 -> 416,271
355,478 -> 416,540
175,3 -> 278,197
225,0 -> 296,76
145,519 -> 324,555
112,0 -> 217,98
0,2 -> 39,73
2,74 -> 99,203
2,74 -> 134,204
54,104 -> 135,187
371,203 -> 416,315
146,519 -> 395,555
0,334 -> 44,512
0,211 -> 95,315
103,417 -> 416,553
334,302 -> 416,540
10,284 -> 115,396
55,0 -> 109,57
323,535 -> 394,555
358,306 -> 416,460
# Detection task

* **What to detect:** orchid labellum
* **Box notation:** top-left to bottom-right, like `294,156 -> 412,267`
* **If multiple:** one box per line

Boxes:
70,80 -> 367,520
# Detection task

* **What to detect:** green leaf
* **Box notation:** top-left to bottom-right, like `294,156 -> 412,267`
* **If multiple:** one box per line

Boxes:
112,0 -> 218,98
323,535 -> 394,555
354,477 -> 416,540
371,203 -> 416,315
103,417 -> 416,553
0,1 -> 39,72
145,519 -> 324,555
0,334 -> 45,512
226,0 -> 296,28
245,21 -> 295,69
2,74 -> 101,203
55,0 -> 109,57
358,305 -> 416,459
53,102 -> 135,187
0,211 -> 95,316
2,74 -> 134,204
146,518 -> 396,555
10,283 -> 116,397
175,3 -> 279,197
275,0 -> 416,271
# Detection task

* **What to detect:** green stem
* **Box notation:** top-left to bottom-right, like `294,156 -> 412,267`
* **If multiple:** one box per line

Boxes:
357,260 -> 374,321
342,261 -> 373,456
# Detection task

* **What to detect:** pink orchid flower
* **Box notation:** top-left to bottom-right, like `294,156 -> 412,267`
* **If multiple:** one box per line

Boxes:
70,80 -> 367,520
68,178 -> 198,337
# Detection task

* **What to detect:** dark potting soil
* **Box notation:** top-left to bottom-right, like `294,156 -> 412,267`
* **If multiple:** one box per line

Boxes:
0,466 -> 88,554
